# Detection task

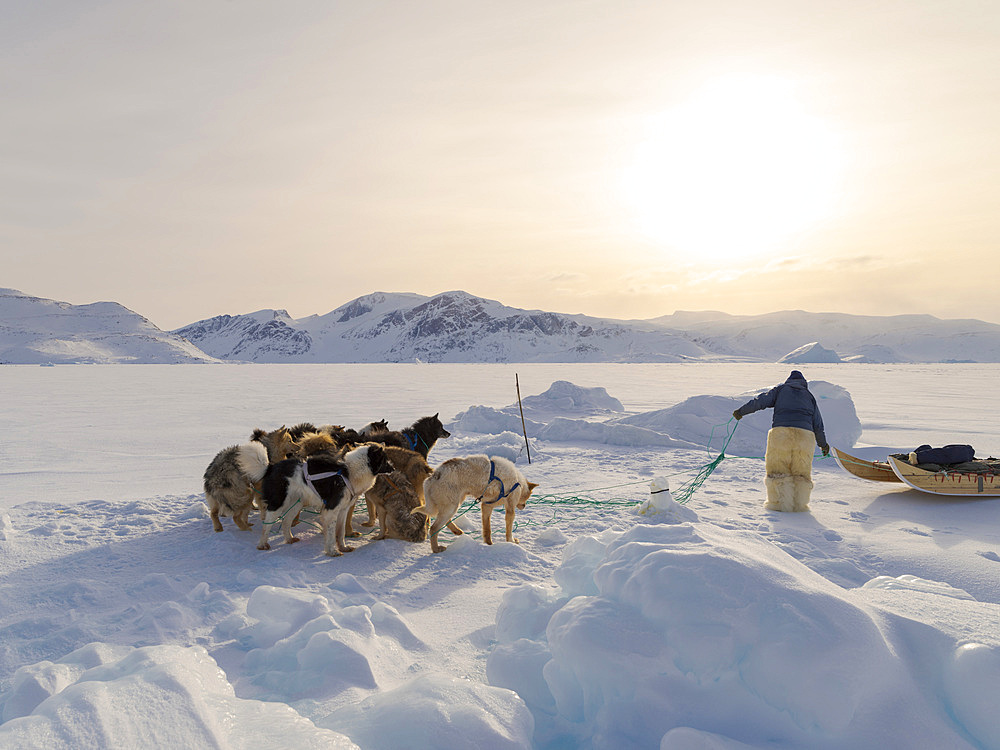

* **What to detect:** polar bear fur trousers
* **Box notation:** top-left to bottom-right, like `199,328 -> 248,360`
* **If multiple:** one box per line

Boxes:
764,426 -> 815,512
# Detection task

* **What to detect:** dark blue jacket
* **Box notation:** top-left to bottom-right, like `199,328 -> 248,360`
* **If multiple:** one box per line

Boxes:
735,371 -> 827,447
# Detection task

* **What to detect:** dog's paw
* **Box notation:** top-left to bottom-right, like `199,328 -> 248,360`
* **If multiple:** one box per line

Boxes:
288,536 -> 301,545
257,542 -> 271,551
339,545 -> 355,553
361,520 -> 375,527
346,530 -> 362,538
324,549 -> 343,557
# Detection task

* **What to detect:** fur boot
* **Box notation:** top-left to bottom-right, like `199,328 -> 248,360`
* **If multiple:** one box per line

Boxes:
765,474 -> 795,512
792,475 -> 814,512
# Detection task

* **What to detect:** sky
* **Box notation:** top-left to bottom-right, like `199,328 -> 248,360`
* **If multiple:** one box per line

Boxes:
3,0 -> 1000,330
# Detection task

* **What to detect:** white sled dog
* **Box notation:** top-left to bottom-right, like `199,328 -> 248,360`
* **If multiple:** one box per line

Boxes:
413,455 -> 538,553
237,441 -> 392,556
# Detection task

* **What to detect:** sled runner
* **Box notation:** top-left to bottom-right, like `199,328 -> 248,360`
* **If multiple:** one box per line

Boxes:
887,455 -> 1000,497
831,446 -> 901,483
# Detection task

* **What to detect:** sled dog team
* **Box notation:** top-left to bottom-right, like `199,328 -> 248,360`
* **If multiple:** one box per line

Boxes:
203,415 -> 538,557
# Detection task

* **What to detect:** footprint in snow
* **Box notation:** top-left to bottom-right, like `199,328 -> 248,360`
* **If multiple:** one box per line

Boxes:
977,550 -> 1000,562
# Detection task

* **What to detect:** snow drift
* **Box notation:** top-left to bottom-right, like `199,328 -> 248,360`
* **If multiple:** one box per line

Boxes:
487,522 -> 1000,750
454,380 -> 862,457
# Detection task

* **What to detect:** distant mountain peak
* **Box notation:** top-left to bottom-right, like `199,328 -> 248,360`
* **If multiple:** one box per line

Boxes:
0,290 -> 218,364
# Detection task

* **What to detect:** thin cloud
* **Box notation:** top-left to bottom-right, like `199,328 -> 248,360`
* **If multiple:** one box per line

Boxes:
545,272 -> 586,283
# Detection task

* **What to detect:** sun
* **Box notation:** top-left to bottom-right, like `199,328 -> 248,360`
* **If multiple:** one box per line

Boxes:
619,73 -> 843,260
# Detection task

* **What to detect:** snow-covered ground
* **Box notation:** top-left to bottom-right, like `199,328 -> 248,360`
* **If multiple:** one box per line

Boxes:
0,363 -> 998,749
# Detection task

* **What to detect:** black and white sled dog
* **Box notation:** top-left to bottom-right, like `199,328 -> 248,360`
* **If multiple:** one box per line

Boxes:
237,441 -> 393,556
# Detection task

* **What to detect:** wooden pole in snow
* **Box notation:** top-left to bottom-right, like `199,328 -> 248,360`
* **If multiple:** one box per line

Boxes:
516,373 -> 531,464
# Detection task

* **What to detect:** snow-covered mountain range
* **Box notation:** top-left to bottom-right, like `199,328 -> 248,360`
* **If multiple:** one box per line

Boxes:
173,291 -> 713,364
648,309 -> 1000,363
5,287 -> 1000,364
175,291 -> 1000,363
0,288 -> 217,364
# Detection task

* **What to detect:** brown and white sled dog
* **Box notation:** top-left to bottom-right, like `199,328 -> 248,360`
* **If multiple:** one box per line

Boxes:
413,455 -> 538,553
359,445 -> 428,527
296,431 -> 340,457
250,427 -> 301,463
202,427 -> 300,533
237,441 -> 393,556
364,446 -> 436,542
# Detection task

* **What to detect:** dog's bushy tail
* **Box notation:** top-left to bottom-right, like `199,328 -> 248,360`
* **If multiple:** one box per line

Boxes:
236,441 -> 270,483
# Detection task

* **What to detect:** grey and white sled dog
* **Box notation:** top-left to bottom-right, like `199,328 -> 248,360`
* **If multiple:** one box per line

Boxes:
413,455 -> 538,553
202,427 -> 300,533
237,441 -> 392,556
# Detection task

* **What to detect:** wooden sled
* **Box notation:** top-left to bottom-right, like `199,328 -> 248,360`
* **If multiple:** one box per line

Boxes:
887,455 -> 1000,497
831,446 -> 901,483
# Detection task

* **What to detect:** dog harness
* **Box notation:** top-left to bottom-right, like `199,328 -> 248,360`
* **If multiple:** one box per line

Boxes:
381,474 -> 408,499
301,462 -> 354,499
478,460 -> 521,506
404,430 -> 431,453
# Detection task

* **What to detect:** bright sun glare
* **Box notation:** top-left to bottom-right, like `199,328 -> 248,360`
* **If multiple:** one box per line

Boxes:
620,74 -> 843,261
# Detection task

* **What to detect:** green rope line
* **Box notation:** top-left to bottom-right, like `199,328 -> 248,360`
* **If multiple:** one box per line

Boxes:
436,490 -> 639,539
261,499 -> 323,531
672,418 -> 738,504
567,478 -> 650,493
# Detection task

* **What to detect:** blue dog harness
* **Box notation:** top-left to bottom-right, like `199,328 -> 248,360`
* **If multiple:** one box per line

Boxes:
404,430 -> 431,453
478,460 -> 521,506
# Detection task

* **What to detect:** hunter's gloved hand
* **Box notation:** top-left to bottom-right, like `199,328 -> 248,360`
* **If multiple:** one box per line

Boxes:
820,443 -> 830,457
732,410 -> 742,421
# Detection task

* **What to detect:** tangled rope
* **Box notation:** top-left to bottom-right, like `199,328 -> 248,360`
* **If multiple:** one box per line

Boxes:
672,418 -> 739,504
